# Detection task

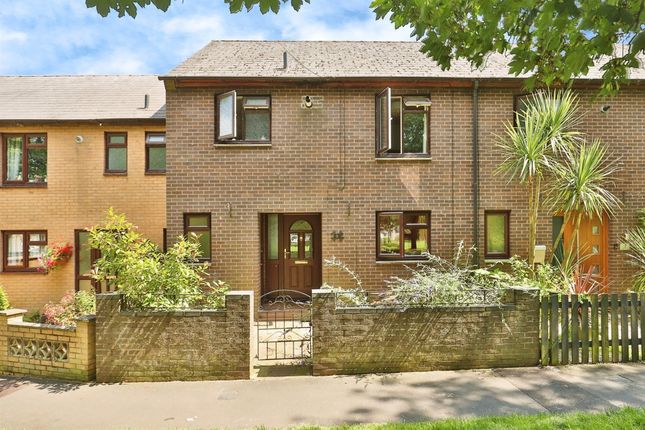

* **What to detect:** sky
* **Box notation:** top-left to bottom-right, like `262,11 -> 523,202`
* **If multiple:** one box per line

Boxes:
0,0 -> 413,76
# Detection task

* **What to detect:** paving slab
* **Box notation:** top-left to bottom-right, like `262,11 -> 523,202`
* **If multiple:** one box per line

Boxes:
1,363 -> 644,430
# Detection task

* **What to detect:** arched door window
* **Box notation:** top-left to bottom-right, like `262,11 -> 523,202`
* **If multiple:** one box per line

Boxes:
289,220 -> 313,259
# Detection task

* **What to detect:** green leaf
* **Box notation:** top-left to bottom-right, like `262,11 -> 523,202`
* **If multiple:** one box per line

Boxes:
632,31 -> 645,54
152,0 -> 171,11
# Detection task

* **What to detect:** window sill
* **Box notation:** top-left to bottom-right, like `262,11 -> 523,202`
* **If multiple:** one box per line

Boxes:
375,259 -> 428,265
484,258 -> 511,264
214,143 -> 271,148
375,156 -> 432,162
103,172 -> 128,176
145,171 -> 166,176
0,183 -> 47,189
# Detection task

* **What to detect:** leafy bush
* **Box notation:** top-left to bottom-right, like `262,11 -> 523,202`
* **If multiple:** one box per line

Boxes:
0,285 -> 10,310
327,243 -> 518,308
384,243 -> 511,307
42,291 -> 95,327
321,257 -> 369,307
88,208 -> 228,310
624,209 -> 645,291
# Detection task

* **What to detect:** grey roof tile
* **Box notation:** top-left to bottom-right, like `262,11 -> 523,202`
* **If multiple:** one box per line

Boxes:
165,40 -> 645,81
0,75 -> 165,121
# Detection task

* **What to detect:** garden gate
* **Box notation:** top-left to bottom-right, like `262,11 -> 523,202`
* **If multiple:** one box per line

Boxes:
256,290 -> 312,361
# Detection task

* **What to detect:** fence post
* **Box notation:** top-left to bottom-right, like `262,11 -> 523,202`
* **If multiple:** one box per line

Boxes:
630,292 -> 639,362
591,295 -> 599,363
571,295 -> 579,364
621,293 -> 629,362
601,294 -> 609,363
561,295 -> 569,365
550,294 -> 560,365
611,294 -> 619,362
540,296 -> 549,366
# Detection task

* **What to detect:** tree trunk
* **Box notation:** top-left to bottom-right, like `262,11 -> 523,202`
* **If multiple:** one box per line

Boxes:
528,177 -> 536,266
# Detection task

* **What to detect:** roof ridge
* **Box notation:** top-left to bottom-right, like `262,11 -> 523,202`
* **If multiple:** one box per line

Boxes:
207,39 -> 421,43
0,74 -> 160,78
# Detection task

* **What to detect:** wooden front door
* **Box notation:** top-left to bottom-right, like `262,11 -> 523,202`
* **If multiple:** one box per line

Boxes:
262,213 -> 322,296
563,214 -> 609,290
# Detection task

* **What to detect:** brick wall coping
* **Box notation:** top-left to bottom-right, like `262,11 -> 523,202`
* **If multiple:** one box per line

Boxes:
0,309 -> 28,317
330,304 -> 517,314
96,290 -> 253,316
1,309 -> 96,331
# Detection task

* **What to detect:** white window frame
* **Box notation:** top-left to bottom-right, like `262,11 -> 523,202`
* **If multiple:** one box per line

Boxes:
217,90 -> 237,140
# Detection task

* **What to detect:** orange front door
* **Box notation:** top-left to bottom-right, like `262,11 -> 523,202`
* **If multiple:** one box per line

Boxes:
563,214 -> 609,290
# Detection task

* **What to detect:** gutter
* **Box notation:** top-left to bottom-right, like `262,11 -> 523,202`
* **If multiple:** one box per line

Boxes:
472,79 -> 480,265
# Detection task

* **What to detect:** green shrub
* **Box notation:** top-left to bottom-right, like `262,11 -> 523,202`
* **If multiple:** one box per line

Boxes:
23,311 -> 42,323
385,242 -> 511,307
88,208 -> 228,310
0,285 -> 10,310
624,209 -> 645,291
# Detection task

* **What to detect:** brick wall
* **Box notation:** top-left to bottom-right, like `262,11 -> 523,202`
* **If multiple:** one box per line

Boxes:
95,291 -> 252,382
0,123 -> 166,310
166,85 -> 644,295
0,309 -> 96,381
166,86 -> 474,297
311,287 -> 540,376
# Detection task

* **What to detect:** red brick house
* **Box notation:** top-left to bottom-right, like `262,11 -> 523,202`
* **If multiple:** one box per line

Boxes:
161,41 -> 645,298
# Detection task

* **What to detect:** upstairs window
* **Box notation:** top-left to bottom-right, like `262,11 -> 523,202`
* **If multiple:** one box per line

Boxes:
216,91 -> 271,143
485,210 -> 510,259
184,213 -> 211,262
376,88 -> 431,158
105,132 -> 127,174
2,230 -> 47,272
2,134 -> 47,186
145,132 -> 166,173
377,211 -> 431,260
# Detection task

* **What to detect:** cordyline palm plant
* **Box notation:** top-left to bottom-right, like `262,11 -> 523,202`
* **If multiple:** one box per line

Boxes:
496,90 -> 581,266
547,138 -> 622,256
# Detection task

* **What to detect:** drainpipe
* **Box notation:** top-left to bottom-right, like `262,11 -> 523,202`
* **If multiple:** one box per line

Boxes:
472,80 -> 480,266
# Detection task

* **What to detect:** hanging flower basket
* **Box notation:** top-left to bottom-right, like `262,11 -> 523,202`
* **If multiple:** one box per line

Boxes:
39,243 -> 74,274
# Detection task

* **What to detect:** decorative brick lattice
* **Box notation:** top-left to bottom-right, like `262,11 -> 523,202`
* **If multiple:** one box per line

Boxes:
7,337 -> 68,362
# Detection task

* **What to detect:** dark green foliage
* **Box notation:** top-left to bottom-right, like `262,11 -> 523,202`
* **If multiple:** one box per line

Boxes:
85,0 -> 309,17
0,285 -> 9,311
372,0 -> 645,95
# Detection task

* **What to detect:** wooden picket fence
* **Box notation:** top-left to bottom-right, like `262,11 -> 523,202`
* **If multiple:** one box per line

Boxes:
540,293 -> 645,366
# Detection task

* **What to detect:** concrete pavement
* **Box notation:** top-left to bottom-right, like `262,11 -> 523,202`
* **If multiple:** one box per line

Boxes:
1,363 -> 645,429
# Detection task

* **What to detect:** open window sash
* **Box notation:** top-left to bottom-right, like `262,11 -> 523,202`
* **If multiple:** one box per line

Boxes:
376,87 -> 392,154
217,90 -> 237,139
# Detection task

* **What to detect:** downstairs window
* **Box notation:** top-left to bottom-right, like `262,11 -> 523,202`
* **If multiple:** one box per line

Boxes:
377,211 -> 431,260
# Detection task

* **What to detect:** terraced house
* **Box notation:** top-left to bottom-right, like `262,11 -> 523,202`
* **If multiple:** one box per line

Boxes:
160,41 -> 645,300
2,41 -> 644,311
0,76 -> 166,310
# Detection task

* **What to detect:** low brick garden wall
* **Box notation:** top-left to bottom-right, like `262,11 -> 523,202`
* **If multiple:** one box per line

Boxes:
311,287 -> 540,376
95,291 -> 253,382
0,309 -> 96,382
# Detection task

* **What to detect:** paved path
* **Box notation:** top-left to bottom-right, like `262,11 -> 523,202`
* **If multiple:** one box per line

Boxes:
2,363 -> 645,429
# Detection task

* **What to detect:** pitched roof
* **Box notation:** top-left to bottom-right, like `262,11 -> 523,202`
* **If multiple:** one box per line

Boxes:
165,40 -> 645,81
0,75 -> 165,122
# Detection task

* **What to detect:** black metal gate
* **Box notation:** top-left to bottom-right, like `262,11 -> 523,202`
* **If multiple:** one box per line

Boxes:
256,290 -> 312,361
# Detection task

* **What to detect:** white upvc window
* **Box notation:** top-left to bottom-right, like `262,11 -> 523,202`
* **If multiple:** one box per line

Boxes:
216,91 -> 271,143
376,87 -> 431,157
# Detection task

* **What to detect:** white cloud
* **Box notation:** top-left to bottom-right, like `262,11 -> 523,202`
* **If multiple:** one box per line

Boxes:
0,0 -> 413,75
